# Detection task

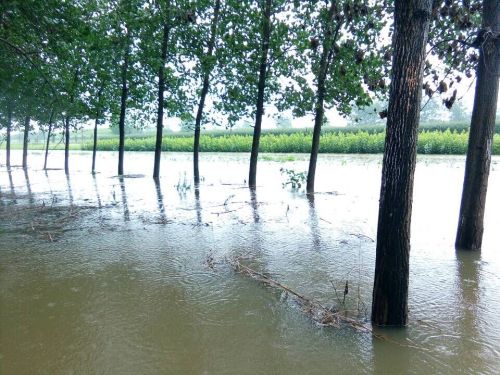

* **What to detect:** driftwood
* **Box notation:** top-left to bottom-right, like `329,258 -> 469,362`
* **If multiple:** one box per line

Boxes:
229,257 -> 371,332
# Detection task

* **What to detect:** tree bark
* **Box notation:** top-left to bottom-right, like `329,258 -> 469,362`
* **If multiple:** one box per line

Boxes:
306,0 -> 339,194
248,0 -> 272,188
153,20 -> 171,179
65,70 -> 79,175
371,0 -> 433,327
43,108 -> 55,170
64,115 -> 70,174
22,116 -> 30,169
193,0 -> 221,184
92,110 -> 100,174
455,0 -> 499,251
6,104 -> 12,168
118,32 -> 131,176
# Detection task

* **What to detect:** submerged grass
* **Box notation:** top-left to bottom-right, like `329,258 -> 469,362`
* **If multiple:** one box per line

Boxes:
80,129 -> 500,155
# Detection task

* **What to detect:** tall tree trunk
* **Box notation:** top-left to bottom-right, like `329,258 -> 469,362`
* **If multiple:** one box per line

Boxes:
22,116 -> 30,169
118,32 -> 131,176
65,70 -> 79,175
455,0 -> 499,251
306,0 -> 339,194
153,21 -> 171,179
43,108 -> 55,170
248,0 -> 272,188
371,0 -> 432,327
6,104 -> 12,168
193,0 -> 221,184
91,110 -> 100,174
64,116 -> 70,174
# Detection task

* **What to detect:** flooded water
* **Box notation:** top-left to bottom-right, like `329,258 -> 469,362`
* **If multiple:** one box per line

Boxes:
1,150 -> 499,374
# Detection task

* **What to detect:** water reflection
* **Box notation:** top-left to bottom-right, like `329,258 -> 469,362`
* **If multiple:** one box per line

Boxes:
24,168 -> 34,203
372,330 -> 410,375
65,174 -> 74,206
118,177 -> 130,221
307,195 -> 321,251
92,174 -> 102,208
249,188 -> 260,224
8,169 -> 16,203
154,178 -> 166,223
455,251 -> 486,374
194,186 -> 202,225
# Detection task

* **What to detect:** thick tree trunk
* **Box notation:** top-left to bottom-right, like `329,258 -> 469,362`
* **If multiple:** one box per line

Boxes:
153,22 -> 171,179
118,32 -> 130,176
306,0 -> 338,194
91,110 -> 99,174
6,104 -> 12,168
193,0 -> 221,184
43,109 -> 54,170
371,0 -> 432,327
64,116 -> 70,174
455,0 -> 499,251
22,116 -> 30,169
248,0 -> 272,188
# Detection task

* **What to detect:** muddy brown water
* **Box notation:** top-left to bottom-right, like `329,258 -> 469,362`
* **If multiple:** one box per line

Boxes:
1,151 -> 499,374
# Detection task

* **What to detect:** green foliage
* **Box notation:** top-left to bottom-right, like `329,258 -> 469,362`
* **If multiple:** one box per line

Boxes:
81,128 -> 500,155
280,168 -> 307,190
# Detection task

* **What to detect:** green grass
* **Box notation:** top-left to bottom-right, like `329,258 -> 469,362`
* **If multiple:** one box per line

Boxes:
76,129 -> 500,155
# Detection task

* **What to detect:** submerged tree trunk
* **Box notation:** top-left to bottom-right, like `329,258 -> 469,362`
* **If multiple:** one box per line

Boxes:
371,0 -> 432,327
455,0 -> 499,251
118,32 -> 131,176
91,110 -> 100,174
22,116 -> 30,169
6,104 -> 12,168
248,0 -> 272,188
193,0 -> 221,184
153,21 -> 171,179
43,108 -> 55,170
306,0 -> 339,194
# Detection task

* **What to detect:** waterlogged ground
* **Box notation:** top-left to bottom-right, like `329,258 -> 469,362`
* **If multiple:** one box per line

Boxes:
1,150 -> 499,375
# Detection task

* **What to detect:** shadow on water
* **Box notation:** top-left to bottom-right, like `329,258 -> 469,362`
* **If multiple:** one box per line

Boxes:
118,176 -> 130,222
154,178 -> 166,222
307,194 -> 321,251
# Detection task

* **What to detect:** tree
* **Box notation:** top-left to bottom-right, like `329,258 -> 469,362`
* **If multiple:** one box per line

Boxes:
248,0 -> 272,188
275,115 -> 292,129
193,0 -> 222,184
287,0 -> 389,193
371,0 -> 433,327
455,0 -> 499,251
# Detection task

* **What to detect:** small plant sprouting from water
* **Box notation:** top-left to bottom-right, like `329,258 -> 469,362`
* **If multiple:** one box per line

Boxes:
175,173 -> 192,194
280,168 -> 307,190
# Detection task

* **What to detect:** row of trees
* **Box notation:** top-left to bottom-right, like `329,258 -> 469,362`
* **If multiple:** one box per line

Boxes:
0,1 -> 480,188
1,0 -> 498,326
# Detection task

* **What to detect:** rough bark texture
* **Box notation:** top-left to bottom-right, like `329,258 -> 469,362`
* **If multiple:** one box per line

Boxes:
248,0 -> 272,188
22,116 -> 30,169
118,32 -> 130,176
371,0 -> 432,327
43,109 -> 54,170
455,0 -> 499,251
6,104 -> 12,168
153,21 -> 170,179
306,0 -> 339,194
193,0 -> 221,184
